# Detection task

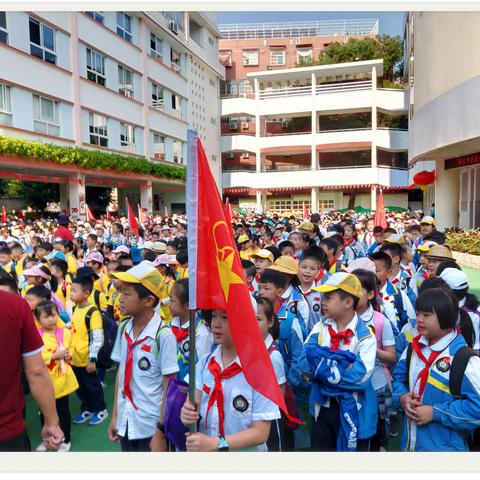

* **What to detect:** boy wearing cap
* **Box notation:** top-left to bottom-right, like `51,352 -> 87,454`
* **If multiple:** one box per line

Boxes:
413,241 -> 437,288
69,275 -> 108,426
108,262 -> 179,452
237,234 -> 251,260
86,251 -> 109,296
302,273 -> 378,451
250,249 -> 274,295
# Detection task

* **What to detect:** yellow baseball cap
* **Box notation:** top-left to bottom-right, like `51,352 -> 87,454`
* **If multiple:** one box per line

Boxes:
416,240 -> 438,252
251,249 -> 274,263
110,261 -> 163,299
313,272 -> 362,299
267,255 -> 299,275
237,234 -> 249,244
383,233 -> 406,245
420,216 -> 435,226
299,221 -> 314,232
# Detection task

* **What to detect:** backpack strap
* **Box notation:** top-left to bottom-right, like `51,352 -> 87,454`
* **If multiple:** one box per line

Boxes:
94,290 -> 101,309
153,324 -> 171,358
84,306 -> 99,332
406,342 -> 413,385
450,346 -> 476,400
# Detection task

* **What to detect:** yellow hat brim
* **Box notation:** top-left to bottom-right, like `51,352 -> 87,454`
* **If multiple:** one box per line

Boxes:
312,284 -> 362,298
109,272 -> 141,283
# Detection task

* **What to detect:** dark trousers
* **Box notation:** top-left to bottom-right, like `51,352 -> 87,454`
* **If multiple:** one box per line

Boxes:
311,398 -> 371,452
40,395 -> 71,443
0,430 -> 31,452
370,416 -> 389,451
267,418 -> 285,451
120,424 -> 152,452
72,366 -> 106,413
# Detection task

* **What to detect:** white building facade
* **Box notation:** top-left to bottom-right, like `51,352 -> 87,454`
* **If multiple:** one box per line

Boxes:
0,11 -> 224,216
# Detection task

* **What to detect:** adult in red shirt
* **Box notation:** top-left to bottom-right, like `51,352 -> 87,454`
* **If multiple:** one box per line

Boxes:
53,214 -> 74,242
0,290 -> 63,451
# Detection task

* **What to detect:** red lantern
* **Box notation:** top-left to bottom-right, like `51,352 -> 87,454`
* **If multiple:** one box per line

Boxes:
413,170 -> 435,191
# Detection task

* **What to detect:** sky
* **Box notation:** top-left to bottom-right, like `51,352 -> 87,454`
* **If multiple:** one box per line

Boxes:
217,11 -> 405,37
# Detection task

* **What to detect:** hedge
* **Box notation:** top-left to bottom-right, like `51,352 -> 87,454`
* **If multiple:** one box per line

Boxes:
445,228 -> 480,256
0,136 -> 186,181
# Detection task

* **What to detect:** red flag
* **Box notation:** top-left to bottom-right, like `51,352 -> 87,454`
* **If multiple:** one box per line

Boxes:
164,205 -> 169,218
138,204 -> 149,224
86,204 -> 96,222
125,197 -> 139,239
373,188 -> 387,229
187,131 -> 297,424
1,206 -> 6,224
303,201 -> 308,219
223,198 -> 234,239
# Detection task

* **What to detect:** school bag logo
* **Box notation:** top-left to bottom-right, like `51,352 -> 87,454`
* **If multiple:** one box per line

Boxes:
138,356 -> 151,371
233,395 -> 249,412
436,356 -> 451,373
183,340 -> 190,353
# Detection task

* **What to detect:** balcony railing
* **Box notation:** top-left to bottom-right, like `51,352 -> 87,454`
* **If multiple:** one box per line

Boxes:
258,80 -> 372,99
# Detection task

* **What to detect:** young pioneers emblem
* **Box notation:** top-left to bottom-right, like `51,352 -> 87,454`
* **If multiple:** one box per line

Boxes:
138,356 -> 151,371
436,357 -> 451,373
183,340 -> 190,352
232,395 -> 249,412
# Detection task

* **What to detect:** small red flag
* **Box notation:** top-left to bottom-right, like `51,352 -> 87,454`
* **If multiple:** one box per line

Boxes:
303,201 -> 308,220
1,206 -> 7,224
126,197 -> 139,239
86,204 -> 96,222
374,188 -> 387,229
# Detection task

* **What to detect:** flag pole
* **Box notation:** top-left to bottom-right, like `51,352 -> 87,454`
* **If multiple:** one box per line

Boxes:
188,309 -> 197,433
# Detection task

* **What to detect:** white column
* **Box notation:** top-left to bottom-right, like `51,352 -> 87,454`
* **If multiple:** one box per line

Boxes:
311,187 -> 319,213
254,78 -> 262,173
371,185 -> 377,211
139,18 -> 151,159
371,66 -> 378,169
68,173 -> 86,221
435,159 -> 459,229
59,184 -> 68,213
140,180 -> 153,214
311,73 -> 317,171
256,189 -> 262,213
69,13 -> 82,146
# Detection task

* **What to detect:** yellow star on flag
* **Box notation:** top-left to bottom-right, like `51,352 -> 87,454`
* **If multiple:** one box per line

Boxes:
216,246 -> 244,302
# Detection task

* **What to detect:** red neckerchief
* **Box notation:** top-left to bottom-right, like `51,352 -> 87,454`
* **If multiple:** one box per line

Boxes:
328,324 -> 354,351
344,238 -> 354,247
205,357 -> 242,436
315,269 -> 326,283
410,335 -> 442,399
171,326 -> 189,343
123,330 -> 149,410
274,297 -> 286,314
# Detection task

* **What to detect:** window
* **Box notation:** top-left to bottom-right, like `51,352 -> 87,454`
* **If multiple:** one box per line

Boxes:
270,48 -> 285,66
171,93 -> 181,115
86,48 -> 106,86
116,12 -> 132,42
173,140 -> 183,164
319,199 -> 335,211
208,36 -> 214,46
170,48 -> 181,73
296,47 -> 313,64
120,123 -> 135,152
151,82 -> 164,110
88,112 -> 108,146
152,133 -> 165,160
0,12 -> 7,44
33,95 -> 60,136
0,83 -> 12,125
162,12 -> 185,31
242,50 -> 258,66
29,17 -> 56,64
118,65 -> 133,98
150,33 -> 163,59
85,11 -> 104,23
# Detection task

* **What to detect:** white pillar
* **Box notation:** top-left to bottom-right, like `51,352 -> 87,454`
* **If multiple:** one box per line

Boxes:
311,187 -> 319,213
256,189 -> 262,213
254,78 -> 262,173
371,185 -> 377,211
140,180 -> 153,214
68,13 -> 82,147
68,173 -> 86,221
435,159 -> 459,229
371,66 -> 378,169
59,184 -> 68,213
139,18 -> 151,159
311,73 -> 317,171
262,191 -> 267,213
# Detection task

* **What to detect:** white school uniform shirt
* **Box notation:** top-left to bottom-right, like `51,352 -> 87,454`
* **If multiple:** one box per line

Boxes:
305,314 -> 377,416
459,298 -> 480,351
283,284 -> 310,331
110,312 -> 179,440
195,346 -> 281,452
358,305 -> 396,390
265,334 -> 286,385
380,282 -> 416,324
299,284 -> 323,328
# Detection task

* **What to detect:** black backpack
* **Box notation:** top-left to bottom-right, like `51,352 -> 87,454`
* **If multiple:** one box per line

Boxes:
85,306 -> 118,370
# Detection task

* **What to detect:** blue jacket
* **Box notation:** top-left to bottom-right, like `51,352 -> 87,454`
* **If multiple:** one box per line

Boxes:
392,333 -> 480,451
300,317 -> 378,440
395,317 -> 417,361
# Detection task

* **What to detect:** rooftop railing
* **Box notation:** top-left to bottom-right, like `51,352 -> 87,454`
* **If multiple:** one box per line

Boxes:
219,19 -> 379,40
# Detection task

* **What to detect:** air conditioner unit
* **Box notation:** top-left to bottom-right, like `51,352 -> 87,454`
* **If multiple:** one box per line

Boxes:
241,121 -> 249,129
242,152 -> 250,159
151,99 -> 164,110
229,120 -> 238,130
169,19 -> 178,34
226,152 -> 235,159
119,85 -> 134,98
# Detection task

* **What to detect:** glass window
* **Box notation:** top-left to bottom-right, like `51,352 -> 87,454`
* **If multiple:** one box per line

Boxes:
173,140 -> 184,164
296,47 -> 313,64
242,50 -> 258,66
120,122 -> 135,150
270,49 -> 285,66
86,48 -> 106,86
0,83 -> 12,125
151,82 -> 164,110
29,17 -> 56,64
33,94 -> 60,136
118,65 -> 133,98
116,12 -> 132,42
150,33 -> 163,59
170,48 -> 181,73
85,11 -> 104,23
88,112 -> 108,146
153,133 -> 165,159
171,93 -> 181,114
0,12 -> 7,44
162,12 -> 185,31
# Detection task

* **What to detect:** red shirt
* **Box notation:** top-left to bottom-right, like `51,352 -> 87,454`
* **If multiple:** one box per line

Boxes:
53,226 -> 74,241
0,291 -> 43,442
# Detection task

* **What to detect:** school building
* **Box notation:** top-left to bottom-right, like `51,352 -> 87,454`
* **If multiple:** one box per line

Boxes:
405,12 -> 480,229
218,19 -> 410,214
0,11 -> 224,218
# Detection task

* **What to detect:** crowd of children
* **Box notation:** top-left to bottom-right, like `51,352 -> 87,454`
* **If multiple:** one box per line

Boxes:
1,209 -> 480,453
